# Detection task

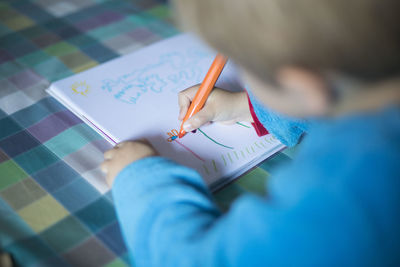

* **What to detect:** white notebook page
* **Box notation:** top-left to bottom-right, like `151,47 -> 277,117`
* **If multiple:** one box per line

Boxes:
47,33 -> 284,190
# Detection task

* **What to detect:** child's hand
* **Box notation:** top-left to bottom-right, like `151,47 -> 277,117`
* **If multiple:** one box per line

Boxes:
101,140 -> 157,187
178,86 -> 253,132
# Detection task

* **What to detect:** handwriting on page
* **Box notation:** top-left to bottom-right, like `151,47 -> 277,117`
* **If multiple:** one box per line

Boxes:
101,49 -> 210,104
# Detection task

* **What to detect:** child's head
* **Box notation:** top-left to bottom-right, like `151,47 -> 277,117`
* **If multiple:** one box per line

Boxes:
173,0 -> 400,117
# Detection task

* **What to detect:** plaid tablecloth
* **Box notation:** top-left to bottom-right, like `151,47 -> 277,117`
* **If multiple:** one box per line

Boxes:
0,1 -> 295,266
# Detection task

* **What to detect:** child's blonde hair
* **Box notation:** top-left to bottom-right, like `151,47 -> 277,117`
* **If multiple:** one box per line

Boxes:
172,0 -> 400,82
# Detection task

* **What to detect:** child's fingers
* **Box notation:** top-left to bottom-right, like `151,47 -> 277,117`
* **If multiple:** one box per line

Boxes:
100,161 -> 115,186
101,140 -> 158,187
178,92 -> 191,120
100,161 -> 108,173
104,148 -> 116,160
178,101 -> 189,120
183,108 -> 214,132
134,139 -> 153,148
178,85 -> 200,120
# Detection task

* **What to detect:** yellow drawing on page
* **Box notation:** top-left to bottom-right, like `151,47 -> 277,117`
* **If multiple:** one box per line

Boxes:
71,81 -> 90,96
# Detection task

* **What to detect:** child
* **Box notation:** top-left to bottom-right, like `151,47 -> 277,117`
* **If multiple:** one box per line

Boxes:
101,0 -> 400,266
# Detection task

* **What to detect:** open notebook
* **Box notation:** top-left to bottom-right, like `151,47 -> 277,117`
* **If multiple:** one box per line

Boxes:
47,33 -> 284,191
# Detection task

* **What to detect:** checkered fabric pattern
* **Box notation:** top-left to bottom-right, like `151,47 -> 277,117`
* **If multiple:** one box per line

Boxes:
0,1 -> 296,266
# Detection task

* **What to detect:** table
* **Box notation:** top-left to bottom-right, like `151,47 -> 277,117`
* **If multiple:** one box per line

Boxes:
0,1 -> 295,266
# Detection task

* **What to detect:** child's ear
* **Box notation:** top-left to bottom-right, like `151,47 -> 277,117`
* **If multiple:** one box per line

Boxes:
276,66 -> 331,116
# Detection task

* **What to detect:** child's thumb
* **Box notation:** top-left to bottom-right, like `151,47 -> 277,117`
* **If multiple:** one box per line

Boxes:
183,108 -> 214,132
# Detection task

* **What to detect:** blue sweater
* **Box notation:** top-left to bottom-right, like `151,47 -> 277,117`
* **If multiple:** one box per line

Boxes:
112,98 -> 400,266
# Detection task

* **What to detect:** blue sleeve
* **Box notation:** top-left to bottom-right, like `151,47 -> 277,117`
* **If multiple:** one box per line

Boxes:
112,157 -> 378,267
246,89 -> 309,147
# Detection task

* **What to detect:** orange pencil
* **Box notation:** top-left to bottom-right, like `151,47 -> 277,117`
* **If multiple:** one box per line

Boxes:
178,54 -> 228,138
